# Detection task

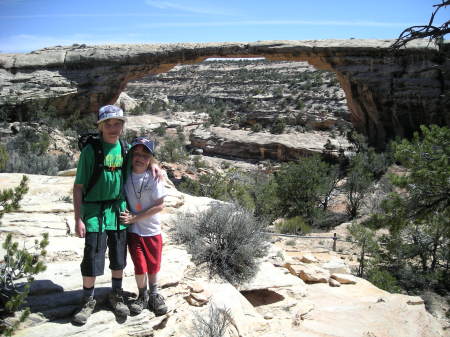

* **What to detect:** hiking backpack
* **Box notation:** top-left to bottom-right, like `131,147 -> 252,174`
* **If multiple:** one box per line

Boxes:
78,133 -> 128,198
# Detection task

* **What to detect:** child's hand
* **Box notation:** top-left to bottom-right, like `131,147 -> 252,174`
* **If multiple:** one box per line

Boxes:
75,219 -> 86,238
151,165 -> 165,182
120,210 -> 135,225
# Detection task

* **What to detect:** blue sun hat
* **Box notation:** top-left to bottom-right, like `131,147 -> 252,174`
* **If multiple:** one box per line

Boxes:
131,137 -> 155,154
97,105 -> 127,124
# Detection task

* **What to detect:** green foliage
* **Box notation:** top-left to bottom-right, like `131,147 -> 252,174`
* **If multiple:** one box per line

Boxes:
2,127 -> 72,175
0,144 -> 8,171
274,155 -> 339,222
270,118 -> 286,134
208,108 -> 225,126
7,128 -> 49,156
200,171 -> 256,210
0,176 -> 48,336
360,125 -> 450,293
345,153 -> 373,218
343,131 -> 389,218
251,123 -> 263,132
348,222 -> 379,277
366,268 -> 401,293
154,124 -> 166,137
192,155 -> 208,169
390,125 -> 449,221
157,136 -> 188,163
276,216 -> 311,235
173,204 -> 269,285
63,110 -> 97,135
252,173 -> 280,221
0,176 -> 29,221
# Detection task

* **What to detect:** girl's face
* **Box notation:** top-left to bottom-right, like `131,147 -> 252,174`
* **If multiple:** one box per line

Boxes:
132,145 -> 153,173
99,119 -> 124,143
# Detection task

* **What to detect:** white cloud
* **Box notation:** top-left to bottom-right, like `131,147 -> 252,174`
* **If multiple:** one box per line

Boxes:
145,0 -> 232,16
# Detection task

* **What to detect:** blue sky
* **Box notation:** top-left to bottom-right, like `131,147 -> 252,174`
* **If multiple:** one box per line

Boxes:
0,0 -> 448,53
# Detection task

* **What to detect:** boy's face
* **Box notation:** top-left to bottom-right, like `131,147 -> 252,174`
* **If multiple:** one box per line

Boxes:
99,118 -> 124,143
132,145 -> 153,173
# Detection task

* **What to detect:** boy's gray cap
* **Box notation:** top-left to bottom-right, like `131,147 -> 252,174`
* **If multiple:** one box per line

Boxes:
97,105 -> 127,124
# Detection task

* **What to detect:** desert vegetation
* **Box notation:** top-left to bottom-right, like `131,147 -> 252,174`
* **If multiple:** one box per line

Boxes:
1,59 -> 448,312
0,176 -> 49,336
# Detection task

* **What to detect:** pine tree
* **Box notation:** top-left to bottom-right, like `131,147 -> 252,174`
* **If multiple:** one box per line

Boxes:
0,175 -> 49,336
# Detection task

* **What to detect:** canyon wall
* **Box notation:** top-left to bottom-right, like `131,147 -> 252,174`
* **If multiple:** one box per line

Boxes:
0,39 -> 448,147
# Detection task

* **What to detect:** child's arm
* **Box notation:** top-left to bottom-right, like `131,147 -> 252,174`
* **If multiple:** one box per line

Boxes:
149,158 -> 165,182
120,197 -> 165,225
73,183 -> 86,237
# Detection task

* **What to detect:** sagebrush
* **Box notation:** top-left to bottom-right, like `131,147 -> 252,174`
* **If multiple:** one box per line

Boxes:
173,203 -> 269,285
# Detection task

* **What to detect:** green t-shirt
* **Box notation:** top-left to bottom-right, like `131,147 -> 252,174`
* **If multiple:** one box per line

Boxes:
75,140 -> 128,232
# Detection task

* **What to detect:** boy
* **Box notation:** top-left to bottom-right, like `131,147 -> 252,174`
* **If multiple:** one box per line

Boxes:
72,105 -> 154,324
120,137 -> 168,316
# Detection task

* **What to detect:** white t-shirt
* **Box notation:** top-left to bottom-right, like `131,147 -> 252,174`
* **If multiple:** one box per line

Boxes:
124,171 -> 167,237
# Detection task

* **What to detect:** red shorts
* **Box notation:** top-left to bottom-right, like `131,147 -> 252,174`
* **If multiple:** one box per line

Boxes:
127,233 -> 162,275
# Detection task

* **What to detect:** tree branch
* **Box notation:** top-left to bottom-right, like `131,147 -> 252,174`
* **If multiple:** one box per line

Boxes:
391,1 -> 450,49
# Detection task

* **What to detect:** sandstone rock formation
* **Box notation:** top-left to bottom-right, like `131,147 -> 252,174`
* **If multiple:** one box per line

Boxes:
0,172 -> 446,337
1,39 -> 448,148
190,126 -> 348,161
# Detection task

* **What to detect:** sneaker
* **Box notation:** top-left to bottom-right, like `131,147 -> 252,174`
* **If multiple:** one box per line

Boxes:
129,291 -> 149,315
148,293 -> 167,316
108,289 -> 130,317
72,296 -> 96,325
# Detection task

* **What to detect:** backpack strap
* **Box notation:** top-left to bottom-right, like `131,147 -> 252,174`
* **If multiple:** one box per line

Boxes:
83,138 -> 104,200
119,138 -> 129,181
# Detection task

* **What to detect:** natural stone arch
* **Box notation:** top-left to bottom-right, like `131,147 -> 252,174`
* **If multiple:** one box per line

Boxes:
1,40 -> 448,148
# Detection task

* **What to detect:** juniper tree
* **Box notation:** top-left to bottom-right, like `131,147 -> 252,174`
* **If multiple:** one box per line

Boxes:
0,175 -> 49,336
364,125 -> 450,291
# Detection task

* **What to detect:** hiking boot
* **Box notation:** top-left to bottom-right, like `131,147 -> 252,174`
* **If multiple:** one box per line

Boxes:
148,293 -> 167,316
72,296 -> 96,325
129,291 -> 149,315
108,289 -> 130,317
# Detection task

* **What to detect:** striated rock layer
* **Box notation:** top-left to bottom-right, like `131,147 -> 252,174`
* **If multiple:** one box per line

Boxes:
1,39 -> 449,148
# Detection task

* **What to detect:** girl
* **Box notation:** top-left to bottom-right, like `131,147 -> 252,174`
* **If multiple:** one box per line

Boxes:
120,137 -> 168,316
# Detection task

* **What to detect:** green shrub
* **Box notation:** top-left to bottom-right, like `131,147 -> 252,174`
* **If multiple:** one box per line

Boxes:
270,118 -> 285,134
366,268 -> 401,293
4,152 -> 60,175
253,173 -> 280,221
193,155 -> 208,169
0,175 -> 29,221
276,216 -> 311,235
0,144 -> 8,171
63,111 -> 97,135
157,137 -> 188,163
345,153 -> 373,218
251,123 -> 263,132
208,109 -> 225,126
0,175 -> 49,336
154,124 -> 167,137
173,204 -> 269,285
275,155 -> 339,222
177,177 -> 203,196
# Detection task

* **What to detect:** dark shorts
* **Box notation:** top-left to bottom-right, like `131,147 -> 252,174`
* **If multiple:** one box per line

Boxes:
127,233 -> 162,275
80,230 -> 127,277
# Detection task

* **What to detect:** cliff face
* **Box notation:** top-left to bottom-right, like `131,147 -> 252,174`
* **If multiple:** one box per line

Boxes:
0,39 -> 448,148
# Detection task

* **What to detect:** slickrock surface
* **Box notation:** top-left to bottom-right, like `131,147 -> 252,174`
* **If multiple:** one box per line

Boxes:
0,173 -> 445,337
